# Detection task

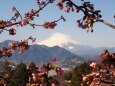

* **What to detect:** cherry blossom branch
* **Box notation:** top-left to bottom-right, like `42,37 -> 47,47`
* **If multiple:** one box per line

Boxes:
0,37 -> 36,58
10,1 -> 50,27
68,0 -> 115,29
56,0 -> 115,32
82,50 -> 115,86
28,15 -> 65,29
7,6 -> 22,23
97,19 -> 115,29
0,1 -> 50,35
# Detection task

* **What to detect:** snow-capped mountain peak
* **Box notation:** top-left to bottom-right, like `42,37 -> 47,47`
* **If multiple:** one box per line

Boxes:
38,33 -> 80,47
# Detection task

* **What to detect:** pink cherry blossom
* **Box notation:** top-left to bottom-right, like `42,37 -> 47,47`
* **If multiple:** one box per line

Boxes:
90,62 -> 97,68
82,76 -> 88,82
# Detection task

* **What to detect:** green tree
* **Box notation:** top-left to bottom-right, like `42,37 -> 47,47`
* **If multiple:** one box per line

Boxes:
0,60 -> 11,74
10,62 -> 28,86
64,70 -> 72,81
71,62 -> 92,86
28,62 -> 37,74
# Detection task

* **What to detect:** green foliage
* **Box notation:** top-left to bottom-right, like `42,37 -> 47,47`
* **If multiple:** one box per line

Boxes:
0,61 -> 11,74
28,62 -> 37,75
70,62 -> 92,86
64,71 -> 72,81
10,62 -> 28,86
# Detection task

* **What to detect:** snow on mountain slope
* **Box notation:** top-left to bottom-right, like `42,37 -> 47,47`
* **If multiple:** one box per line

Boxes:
38,33 -> 79,48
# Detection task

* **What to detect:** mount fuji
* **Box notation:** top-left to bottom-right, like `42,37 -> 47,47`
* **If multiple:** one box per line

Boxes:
38,33 -> 115,61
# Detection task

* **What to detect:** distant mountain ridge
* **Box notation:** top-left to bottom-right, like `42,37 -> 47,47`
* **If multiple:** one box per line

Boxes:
0,40 -> 83,67
62,42 -> 115,61
1,40 -> 115,66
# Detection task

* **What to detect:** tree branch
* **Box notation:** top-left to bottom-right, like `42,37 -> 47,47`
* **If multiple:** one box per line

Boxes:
0,1 -> 50,29
68,0 -> 115,29
97,18 -> 115,29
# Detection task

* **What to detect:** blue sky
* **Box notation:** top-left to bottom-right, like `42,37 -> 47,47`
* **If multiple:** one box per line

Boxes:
0,0 -> 115,47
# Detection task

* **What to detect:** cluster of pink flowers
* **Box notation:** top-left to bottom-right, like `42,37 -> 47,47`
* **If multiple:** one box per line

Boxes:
0,20 -> 16,35
5,22 -> 13,27
82,76 -> 88,82
90,77 -> 100,86
56,1 -> 63,10
77,20 -> 89,29
9,28 -> 16,35
42,22 -> 57,29
82,73 -> 100,86
0,20 -> 13,29
51,81 -> 58,86
11,7 -> 20,21
55,67 -> 63,76
90,62 -> 97,69
21,9 -> 39,26
0,47 -> 12,57
0,37 -> 35,58
37,1 -> 46,7
56,0 -> 74,13
27,59 -> 62,86
99,49 -> 110,63
0,20 -> 7,27
76,18 -> 94,33
82,50 -> 115,86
